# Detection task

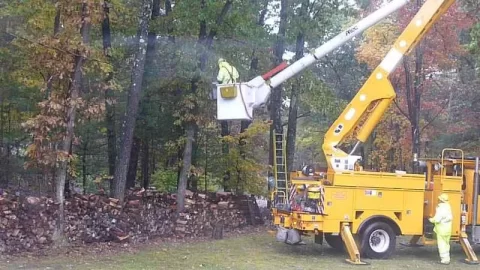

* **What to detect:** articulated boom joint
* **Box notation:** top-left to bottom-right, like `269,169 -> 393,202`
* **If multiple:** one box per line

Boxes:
329,154 -> 363,172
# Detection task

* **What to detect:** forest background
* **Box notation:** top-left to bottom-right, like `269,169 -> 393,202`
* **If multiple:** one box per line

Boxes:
0,0 -> 479,239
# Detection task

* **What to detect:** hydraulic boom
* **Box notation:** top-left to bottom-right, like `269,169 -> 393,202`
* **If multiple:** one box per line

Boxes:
215,0 -> 410,120
323,0 -> 456,172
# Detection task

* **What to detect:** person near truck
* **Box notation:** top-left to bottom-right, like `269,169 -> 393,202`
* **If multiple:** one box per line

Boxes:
428,193 -> 452,265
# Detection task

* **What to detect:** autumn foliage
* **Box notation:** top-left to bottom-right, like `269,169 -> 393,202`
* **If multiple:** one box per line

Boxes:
355,1 -> 473,170
15,1 -> 110,172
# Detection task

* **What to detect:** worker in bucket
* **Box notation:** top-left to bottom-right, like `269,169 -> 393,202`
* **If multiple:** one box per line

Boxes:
428,193 -> 453,265
217,58 -> 239,84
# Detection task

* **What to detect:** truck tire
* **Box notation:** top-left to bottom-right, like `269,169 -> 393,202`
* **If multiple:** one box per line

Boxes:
324,233 -> 345,251
359,221 -> 396,259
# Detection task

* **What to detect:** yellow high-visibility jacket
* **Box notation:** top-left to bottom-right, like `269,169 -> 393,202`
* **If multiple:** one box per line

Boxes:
217,61 -> 239,84
430,202 -> 453,236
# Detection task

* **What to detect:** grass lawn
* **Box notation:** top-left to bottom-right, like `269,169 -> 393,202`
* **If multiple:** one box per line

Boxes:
1,230 -> 478,270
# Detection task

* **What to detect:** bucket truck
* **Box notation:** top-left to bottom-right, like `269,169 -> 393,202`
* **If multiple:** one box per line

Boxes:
214,0 -> 479,265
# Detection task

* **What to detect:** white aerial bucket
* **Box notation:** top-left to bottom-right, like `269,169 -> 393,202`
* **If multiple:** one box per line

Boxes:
215,83 -> 255,121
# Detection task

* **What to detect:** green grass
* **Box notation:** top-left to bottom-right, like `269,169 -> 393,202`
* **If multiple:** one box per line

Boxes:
1,231 -> 478,270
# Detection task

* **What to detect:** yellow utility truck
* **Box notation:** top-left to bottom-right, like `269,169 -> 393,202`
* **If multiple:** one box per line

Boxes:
274,152 -> 478,264
213,0 -> 479,265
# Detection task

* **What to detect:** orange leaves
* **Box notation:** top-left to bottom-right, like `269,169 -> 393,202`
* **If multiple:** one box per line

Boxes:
15,0 -> 110,171
396,1 -> 473,70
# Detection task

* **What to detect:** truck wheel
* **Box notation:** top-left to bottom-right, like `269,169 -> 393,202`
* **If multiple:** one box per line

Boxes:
324,233 -> 345,250
360,221 -> 396,259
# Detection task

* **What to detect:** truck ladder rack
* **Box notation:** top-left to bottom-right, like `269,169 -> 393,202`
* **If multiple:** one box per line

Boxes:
273,133 -> 289,205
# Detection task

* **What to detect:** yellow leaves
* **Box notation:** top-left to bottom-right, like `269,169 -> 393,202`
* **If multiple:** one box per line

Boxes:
25,144 -> 37,159
78,100 -> 106,121
10,69 -> 43,89
195,119 -> 269,195
356,22 -> 399,69
368,106 -> 411,171
97,61 -> 114,74
221,135 -> 237,144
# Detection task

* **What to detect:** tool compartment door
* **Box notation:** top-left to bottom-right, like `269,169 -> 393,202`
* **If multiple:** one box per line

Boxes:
354,189 -> 403,210
353,189 -> 424,235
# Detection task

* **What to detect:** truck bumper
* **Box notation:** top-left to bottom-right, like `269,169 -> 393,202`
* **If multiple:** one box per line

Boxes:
272,208 -> 324,231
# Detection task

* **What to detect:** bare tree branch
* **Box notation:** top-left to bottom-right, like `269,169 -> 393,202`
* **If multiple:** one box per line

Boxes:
393,99 -> 410,119
420,103 -> 447,133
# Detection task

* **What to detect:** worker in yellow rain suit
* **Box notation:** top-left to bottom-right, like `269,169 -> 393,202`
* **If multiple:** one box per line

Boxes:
217,58 -> 239,84
429,193 -> 453,265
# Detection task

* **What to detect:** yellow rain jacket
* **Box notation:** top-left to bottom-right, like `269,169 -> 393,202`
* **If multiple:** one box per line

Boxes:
217,59 -> 239,84
429,194 -> 452,264
430,201 -> 452,236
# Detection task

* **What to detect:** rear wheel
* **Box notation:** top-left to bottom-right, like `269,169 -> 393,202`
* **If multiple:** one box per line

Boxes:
359,221 -> 396,259
324,233 -> 345,250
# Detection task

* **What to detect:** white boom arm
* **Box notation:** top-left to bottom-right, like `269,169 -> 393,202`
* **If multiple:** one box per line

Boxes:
216,0 -> 410,121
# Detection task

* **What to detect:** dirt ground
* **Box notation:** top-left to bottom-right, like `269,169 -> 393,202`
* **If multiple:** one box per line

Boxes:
0,227 -> 478,270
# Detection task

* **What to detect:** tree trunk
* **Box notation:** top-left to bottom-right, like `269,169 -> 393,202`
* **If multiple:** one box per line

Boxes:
269,0 -> 288,166
43,5 -> 61,99
53,1 -> 89,246
82,141 -> 87,194
257,0 -> 269,26
411,44 -> 423,171
286,25 -> 305,172
165,0 -> 174,42
235,120 -> 250,192
0,100 -> 4,185
177,123 -> 194,212
133,0 -> 159,190
145,0 -> 160,77
177,0 -> 233,213
112,0 -> 152,202
243,0 -> 267,140
221,121 -> 230,192
4,104 -> 10,187
191,125 -> 200,171
214,0 -> 234,193
105,89 -> 116,195
176,146 -> 183,189
102,0 -> 116,196
102,1 -> 112,56
126,136 -> 140,189
404,0 -> 424,173
141,139 -> 150,188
